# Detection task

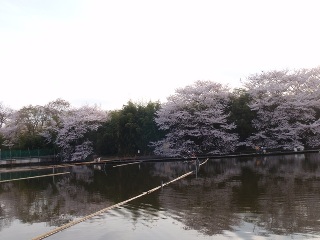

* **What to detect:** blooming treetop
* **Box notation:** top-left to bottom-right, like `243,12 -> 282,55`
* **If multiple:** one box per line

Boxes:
152,80 -> 238,157
44,105 -> 108,161
244,67 -> 320,149
0,102 -> 13,129
0,99 -> 108,161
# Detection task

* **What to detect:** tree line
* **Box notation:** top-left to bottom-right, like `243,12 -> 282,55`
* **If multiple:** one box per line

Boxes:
0,99 -> 163,160
1,66 -> 320,160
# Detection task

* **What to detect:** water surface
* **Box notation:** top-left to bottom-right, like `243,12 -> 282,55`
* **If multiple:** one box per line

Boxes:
1,153 -> 320,239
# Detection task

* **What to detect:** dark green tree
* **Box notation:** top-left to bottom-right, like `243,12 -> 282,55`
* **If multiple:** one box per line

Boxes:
96,101 -> 163,156
228,88 -> 255,143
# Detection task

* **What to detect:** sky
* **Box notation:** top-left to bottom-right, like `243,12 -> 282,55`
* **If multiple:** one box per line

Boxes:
1,0 -> 320,110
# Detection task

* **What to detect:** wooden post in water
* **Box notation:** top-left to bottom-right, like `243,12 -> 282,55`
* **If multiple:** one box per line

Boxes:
195,158 -> 200,178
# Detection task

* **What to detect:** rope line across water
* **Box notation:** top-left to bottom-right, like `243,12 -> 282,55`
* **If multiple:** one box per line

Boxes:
32,159 -> 208,240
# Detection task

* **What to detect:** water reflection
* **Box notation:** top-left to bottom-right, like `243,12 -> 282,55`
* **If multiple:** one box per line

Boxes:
155,153 -> 320,238
1,153 -> 320,239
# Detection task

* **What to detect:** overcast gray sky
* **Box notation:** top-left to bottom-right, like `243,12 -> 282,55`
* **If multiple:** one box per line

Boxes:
1,0 -> 319,110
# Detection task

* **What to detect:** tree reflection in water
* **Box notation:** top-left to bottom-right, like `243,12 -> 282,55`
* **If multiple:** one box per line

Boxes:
155,153 -> 320,237
1,153 -> 320,239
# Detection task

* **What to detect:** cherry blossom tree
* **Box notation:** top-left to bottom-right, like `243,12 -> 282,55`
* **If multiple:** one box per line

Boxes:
0,102 -> 13,129
244,67 -> 320,149
0,103 -> 15,146
152,80 -> 239,157
0,108 -> 26,147
40,99 -> 71,144
1,99 -> 107,161
43,105 -> 108,161
0,105 -> 50,148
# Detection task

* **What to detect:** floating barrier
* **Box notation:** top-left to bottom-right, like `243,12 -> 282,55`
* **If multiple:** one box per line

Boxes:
0,159 -> 114,174
0,172 -> 70,183
32,158 -> 208,240
112,161 -> 141,168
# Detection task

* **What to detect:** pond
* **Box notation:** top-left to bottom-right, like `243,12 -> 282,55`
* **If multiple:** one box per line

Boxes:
1,153 -> 320,239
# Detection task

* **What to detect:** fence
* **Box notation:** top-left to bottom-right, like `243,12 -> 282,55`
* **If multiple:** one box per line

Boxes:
0,148 -> 56,161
